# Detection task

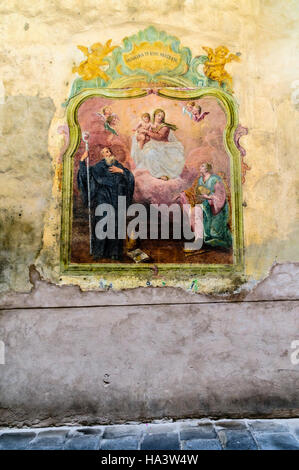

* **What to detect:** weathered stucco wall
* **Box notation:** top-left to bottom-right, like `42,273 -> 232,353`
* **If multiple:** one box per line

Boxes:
0,1 -> 299,425
1,278 -> 299,426
0,0 -> 299,290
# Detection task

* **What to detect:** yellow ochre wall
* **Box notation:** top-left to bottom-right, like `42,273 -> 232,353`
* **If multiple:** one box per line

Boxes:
1,0 -> 299,293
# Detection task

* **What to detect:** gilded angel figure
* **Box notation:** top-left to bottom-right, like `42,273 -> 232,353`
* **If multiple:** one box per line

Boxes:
202,45 -> 240,91
72,40 -> 118,82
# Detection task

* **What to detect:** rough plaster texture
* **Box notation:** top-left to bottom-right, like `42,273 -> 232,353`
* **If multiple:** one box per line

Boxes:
0,96 -> 56,292
0,1 -> 299,424
0,300 -> 298,427
0,0 -> 298,290
0,262 -> 298,310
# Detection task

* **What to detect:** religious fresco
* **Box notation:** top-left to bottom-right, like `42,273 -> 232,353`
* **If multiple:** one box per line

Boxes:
71,93 -> 232,265
60,26 -> 247,278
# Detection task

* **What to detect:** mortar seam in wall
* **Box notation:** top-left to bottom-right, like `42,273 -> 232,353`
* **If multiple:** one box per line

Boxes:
0,298 -> 299,311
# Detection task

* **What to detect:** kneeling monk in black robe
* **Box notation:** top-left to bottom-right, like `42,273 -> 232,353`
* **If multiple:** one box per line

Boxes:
77,147 -> 135,260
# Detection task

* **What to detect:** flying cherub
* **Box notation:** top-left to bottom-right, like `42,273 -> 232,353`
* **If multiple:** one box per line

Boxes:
202,46 -> 240,91
72,40 -> 118,82
192,104 -> 209,123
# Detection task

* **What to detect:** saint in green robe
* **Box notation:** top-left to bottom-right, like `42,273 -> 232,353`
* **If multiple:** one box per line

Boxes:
197,174 -> 232,249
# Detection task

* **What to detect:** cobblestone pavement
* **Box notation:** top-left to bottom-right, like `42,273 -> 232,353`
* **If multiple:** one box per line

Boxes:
0,419 -> 299,450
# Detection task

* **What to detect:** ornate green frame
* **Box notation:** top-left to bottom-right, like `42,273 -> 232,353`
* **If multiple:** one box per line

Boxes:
60,86 -> 243,279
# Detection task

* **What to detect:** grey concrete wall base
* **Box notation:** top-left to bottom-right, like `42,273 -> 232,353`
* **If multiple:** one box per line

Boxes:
0,300 -> 298,427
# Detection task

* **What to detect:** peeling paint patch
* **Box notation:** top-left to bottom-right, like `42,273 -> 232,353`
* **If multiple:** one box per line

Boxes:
0,262 -> 298,309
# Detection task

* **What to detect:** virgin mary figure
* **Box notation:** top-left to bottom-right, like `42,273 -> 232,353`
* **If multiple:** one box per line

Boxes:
131,109 -> 185,181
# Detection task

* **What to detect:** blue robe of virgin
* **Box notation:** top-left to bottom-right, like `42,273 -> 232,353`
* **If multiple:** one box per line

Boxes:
77,159 -> 135,260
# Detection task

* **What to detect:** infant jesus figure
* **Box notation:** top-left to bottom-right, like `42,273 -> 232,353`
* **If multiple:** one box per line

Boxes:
133,113 -> 153,149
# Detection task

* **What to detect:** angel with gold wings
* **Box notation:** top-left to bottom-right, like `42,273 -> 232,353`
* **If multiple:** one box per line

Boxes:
72,40 -> 118,82
202,46 -> 240,91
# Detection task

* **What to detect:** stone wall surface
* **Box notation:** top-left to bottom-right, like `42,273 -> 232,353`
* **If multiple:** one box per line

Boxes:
0,0 -> 299,424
